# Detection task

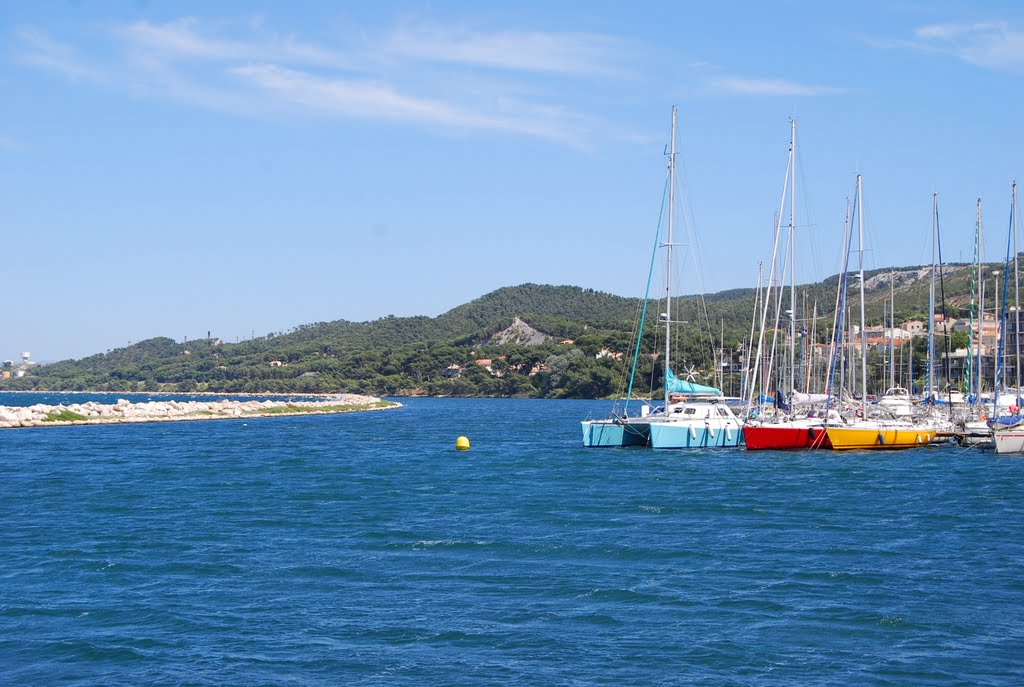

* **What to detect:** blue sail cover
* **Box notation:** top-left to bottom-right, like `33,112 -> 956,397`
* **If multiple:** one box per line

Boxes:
665,367 -> 722,396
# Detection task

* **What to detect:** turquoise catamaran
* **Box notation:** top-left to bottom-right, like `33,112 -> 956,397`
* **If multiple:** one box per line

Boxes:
581,107 -> 742,449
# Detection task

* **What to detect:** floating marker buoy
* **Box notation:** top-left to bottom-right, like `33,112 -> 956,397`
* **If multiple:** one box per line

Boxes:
455,436 -> 470,451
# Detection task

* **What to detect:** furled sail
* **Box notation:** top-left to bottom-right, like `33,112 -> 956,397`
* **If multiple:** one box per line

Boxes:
791,391 -> 830,404
665,367 -> 722,396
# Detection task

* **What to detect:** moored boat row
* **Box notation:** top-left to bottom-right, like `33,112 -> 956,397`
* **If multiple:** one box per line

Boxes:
580,107 -> 1021,454
584,389 -> 964,450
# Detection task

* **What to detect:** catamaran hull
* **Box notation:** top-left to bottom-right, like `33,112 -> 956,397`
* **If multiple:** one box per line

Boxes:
825,427 -> 935,451
648,421 -> 742,449
581,420 -> 650,447
743,425 -> 831,450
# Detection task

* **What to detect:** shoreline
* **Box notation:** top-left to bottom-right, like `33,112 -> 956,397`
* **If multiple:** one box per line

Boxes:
0,396 -> 402,429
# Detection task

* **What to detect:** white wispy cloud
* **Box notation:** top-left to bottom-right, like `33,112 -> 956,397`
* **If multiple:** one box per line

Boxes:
910,20 -> 1024,71
17,29 -> 107,83
15,17 -> 626,145
381,22 -> 627,75
684,60 -> 843,97
116,18 -> 344,67
231,64 -> 582,142
708,75 -> 845,97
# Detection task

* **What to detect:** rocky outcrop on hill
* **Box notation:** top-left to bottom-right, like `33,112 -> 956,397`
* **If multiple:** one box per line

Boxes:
489,317 -> 550,346
0,395 -> 398,428
862,265 -> 968,291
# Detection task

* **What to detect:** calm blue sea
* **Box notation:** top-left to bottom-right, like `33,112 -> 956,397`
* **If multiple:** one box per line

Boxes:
2,395 -> 1023,686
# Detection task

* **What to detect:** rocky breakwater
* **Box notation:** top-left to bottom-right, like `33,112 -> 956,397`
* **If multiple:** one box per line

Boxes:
0,394 -> 400,428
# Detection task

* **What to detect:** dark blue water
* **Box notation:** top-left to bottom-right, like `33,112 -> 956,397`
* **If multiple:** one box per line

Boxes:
3,396 -> 1023,686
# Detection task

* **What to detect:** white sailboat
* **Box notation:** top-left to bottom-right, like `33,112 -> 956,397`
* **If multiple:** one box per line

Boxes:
581,107 -> 741,448
824,176 -> 936,450
915,192 -> 958,440
989,182 -> 1024,454
957,198 -> 995,447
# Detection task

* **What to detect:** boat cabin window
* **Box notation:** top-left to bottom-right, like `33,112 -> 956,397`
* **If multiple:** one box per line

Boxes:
717,407 -> 731,417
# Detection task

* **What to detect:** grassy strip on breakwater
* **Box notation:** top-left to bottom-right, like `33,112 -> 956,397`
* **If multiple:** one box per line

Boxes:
42,410 -> 89,423
258,401 -> 395,415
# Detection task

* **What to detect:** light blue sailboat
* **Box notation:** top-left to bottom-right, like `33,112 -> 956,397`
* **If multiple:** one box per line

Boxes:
581,107 -> 742,449
647,369 -> 742,449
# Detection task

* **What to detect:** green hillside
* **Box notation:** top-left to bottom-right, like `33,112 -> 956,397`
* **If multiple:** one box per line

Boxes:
5,284 -> 657,398
0,262 -> 1004,398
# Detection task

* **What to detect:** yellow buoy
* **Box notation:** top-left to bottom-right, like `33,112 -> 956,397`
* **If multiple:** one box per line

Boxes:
455,436 -> 470,451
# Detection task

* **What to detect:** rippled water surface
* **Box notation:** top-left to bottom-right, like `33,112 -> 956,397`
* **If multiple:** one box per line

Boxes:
3,396 -> 1023,685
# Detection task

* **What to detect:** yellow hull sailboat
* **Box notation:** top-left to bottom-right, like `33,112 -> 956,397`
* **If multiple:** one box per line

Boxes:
826,424 -> 935,451
826,175 -> 935,452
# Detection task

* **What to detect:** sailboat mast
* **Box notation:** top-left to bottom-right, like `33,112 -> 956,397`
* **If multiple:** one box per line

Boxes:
1014,181 -> 1020,400
856,176 -> 869,412
889,273 -> 896,390
788,119 -> 797,396
928,193 -> 937,398
744,127 -> 792,412
664,106 -> 677,407
976,198 -> 984,399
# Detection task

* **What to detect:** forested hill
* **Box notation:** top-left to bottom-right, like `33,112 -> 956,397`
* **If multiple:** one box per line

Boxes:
0,269 -> 984,398
6,284 -> 670,397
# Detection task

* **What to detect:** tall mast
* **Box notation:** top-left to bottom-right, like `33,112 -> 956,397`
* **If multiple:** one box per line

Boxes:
928,193 -> 937,398
976,198 -> 984,399
745,125 -> 791,412
788,119 -> 797,395
663,106 -> 677,407
889,272 -> 896,389
857,176 -> 869,413
992,265 -> 1001,415
1014,182 -> 1021,401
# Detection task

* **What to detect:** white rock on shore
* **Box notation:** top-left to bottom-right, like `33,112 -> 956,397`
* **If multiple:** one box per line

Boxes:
0,395 -> 399,429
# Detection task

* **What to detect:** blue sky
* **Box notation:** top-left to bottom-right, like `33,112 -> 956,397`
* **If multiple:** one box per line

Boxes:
2,1 -> 1023,361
